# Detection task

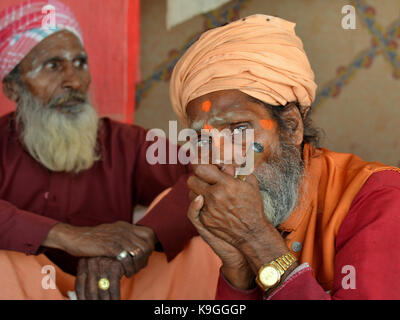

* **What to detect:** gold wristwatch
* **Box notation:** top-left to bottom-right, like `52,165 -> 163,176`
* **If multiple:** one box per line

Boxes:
256,252 -> 297,292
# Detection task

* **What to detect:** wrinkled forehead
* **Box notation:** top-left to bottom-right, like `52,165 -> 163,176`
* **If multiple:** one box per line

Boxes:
21,30 -> 85,68
187,90 -> 248,116
186,89 -> 269,130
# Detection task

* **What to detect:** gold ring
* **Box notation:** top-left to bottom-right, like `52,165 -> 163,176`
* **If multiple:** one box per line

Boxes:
98,278 -> 110,291
128,248 -> 142,259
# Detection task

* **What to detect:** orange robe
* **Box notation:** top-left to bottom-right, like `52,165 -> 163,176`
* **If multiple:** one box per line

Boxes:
280,144 -> 400,290
0,237 -> 220,300
0,189 -> 221,300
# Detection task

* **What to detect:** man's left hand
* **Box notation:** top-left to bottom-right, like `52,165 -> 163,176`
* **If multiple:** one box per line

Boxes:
75,257 -> 124,300
187,164 -> 289,272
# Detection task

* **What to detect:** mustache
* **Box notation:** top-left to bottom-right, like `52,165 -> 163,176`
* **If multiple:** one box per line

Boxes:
48,92 -> 88,109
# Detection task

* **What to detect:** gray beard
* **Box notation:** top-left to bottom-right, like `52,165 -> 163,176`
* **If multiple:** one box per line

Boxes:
254,142 -> 304,227
15,88 -> 100,173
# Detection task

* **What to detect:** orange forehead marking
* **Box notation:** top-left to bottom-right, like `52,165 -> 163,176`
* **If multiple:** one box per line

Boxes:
203,124 -> 213,131
201,100 -> 212,112
259,119 -> 275,130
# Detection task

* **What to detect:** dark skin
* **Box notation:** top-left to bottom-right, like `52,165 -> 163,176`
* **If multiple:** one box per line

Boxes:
3,31 -> 90,110
186,89 -> 302,290
2,30 -> 157,300
76,257 -> 124,300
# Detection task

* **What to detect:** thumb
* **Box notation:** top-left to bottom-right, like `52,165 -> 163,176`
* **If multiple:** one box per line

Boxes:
187,195 -> 204,223
243,173 -> 260,189
220,164 -> 236,177
187,196 -> 218,244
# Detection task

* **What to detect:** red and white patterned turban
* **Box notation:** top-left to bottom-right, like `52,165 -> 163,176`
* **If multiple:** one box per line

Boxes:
0,0 -> 83,80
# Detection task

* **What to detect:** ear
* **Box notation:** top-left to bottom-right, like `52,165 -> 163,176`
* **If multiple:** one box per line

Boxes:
2,79 -> 20,103
280,102 -> 304,146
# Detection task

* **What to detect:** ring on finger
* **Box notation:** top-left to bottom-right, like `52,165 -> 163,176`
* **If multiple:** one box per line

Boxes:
128,247 -> 142,259
98,278 -> 110,291
116,250 -> 129,261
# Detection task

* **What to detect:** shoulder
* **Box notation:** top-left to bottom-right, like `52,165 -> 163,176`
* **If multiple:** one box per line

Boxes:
101,117 -> 148,139
350,170 -> 400,208
0,112 -> 14,132
356,170 -> 400,193
337,170 -> 400,249
96,117 -> 153,164
316,147 -> 400,191
0,112 -> 16,143
99,117 -> 150,151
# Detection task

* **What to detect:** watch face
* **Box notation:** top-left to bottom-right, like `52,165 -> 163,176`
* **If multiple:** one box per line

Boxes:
259,266 -> 280,287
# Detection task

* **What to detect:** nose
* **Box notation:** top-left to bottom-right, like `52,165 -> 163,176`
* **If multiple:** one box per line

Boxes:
197,129 -> 255,167
212,132 -> 260,169
61,63 -> 81,91
210,131 -> 237,166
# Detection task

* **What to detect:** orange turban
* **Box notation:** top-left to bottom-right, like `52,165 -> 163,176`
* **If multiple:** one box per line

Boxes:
170,14 -> 317,124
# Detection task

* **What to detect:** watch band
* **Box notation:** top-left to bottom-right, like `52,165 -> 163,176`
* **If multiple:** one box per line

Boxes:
270,252 -> 297,276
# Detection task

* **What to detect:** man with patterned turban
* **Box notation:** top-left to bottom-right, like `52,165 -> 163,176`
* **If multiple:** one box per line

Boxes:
0,0 -> 212,300
167,14 -> 400,299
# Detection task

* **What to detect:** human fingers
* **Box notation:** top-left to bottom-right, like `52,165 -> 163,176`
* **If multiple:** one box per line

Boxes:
187,175 -> 211,196
75,258 -> 88,300
86,258 -> 101,300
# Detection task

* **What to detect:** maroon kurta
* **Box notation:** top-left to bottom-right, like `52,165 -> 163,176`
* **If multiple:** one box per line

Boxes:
215,170 -> 400,299
0,112 -> 196,274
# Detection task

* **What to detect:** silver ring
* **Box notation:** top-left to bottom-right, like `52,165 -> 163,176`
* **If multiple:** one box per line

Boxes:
116,250 -> 128,261
128,248 -> 142,259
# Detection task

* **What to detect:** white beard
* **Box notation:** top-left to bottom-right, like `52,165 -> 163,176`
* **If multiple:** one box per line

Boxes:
254,143 -> 304,227
16,90 -> 100,173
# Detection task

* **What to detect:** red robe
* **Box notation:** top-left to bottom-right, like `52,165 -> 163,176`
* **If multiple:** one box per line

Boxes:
215,169 -> 400,299
0,112 -> 194,274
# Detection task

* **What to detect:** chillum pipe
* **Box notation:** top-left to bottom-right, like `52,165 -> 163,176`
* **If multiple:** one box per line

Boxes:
236,142 -> 264,181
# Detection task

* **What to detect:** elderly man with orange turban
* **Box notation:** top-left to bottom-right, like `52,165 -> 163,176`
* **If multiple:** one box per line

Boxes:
0,0 -> 213,300
168,14 -> 400,299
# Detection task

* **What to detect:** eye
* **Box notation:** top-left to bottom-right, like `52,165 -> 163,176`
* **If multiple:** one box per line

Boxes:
44,61 -> 60,70
232,124 -> 248,135
197,135 -> 212,147
73,58 -> 88,69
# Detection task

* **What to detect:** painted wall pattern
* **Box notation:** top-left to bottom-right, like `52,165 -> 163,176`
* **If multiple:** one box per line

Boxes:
137,0 -> 400,167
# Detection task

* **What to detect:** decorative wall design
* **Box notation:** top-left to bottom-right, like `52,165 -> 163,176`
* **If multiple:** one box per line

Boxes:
135,0 -> 249,107
136,0 -> 400,114
314,0 -> 400,108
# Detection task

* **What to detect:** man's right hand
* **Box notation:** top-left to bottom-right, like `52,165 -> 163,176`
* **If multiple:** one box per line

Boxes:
42,221 -> 156,277
187,195 -> 255,290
